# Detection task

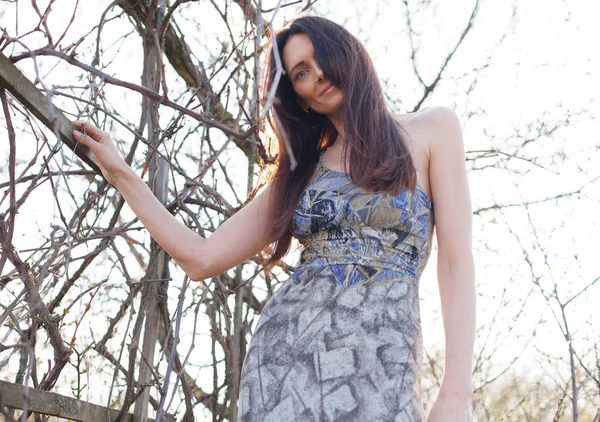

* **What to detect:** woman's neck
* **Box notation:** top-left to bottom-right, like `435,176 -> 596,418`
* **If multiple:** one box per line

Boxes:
328,112 -> 343,136
328,112 -> 345,149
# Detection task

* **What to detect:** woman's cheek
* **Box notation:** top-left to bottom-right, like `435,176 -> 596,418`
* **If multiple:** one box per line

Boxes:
293,81 -> 312,99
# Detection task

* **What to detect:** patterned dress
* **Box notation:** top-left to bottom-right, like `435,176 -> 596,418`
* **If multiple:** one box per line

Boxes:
238,152 -> 434,421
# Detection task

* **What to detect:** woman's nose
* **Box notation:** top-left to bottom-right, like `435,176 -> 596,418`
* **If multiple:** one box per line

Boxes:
315,65 -> 324,81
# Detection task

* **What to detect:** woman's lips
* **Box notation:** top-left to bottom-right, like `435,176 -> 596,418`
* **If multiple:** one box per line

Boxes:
320,84 -> 334,96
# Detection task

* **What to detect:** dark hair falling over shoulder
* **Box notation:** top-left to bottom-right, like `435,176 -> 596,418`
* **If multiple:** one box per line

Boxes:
258,16 -> 416,272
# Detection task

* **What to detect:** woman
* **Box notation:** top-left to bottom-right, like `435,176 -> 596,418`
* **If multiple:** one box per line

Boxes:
74,15 -> 475,422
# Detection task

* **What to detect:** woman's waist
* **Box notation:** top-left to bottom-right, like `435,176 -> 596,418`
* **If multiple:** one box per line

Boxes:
299,238 -> 421,276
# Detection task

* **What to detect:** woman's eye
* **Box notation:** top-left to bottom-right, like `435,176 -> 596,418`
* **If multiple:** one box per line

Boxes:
295,70 -> 308,80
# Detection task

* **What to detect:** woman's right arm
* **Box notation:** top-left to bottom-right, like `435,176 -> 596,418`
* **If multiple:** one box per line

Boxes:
73,122 -> 274,281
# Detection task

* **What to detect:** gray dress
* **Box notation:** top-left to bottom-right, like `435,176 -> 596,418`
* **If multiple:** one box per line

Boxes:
238,153 -> 434,421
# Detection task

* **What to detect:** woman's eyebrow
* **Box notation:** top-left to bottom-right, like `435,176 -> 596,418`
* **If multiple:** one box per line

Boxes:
289,60 -> 306,74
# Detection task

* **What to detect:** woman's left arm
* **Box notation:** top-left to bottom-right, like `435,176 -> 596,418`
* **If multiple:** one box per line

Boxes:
425,107 -> 476,421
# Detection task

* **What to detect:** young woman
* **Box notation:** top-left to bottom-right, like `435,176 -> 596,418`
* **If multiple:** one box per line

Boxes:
74,15 -> 475,422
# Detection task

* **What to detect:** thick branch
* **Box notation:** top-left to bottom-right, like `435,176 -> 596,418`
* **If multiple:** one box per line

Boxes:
9,48 -> 255,141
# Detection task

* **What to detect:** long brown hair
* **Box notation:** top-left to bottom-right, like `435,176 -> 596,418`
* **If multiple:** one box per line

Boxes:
259,16 -> 416,271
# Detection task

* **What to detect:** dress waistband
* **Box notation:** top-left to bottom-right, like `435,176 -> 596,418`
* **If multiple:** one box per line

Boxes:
299,238 -> 419,276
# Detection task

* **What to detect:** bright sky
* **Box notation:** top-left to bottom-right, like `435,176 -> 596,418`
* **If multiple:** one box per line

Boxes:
1,0 -> 599,416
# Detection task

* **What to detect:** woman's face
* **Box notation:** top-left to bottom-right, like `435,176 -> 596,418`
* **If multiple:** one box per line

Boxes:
282,33 -> 343,118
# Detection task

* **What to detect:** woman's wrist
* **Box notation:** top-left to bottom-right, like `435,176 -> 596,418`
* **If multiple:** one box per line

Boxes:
111,163 -> 137,190
437,381 -> 474,400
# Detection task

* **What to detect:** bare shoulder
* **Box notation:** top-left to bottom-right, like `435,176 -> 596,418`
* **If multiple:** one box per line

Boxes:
422,105 -> 462,138
394,106 -> 462,150
393,107 -> 464,196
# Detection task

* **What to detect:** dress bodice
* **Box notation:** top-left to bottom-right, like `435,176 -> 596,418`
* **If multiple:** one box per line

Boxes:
291,153 -> 435,286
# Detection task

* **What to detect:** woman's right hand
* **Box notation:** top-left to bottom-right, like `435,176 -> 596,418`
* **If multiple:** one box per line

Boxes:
72,121 -> 129,186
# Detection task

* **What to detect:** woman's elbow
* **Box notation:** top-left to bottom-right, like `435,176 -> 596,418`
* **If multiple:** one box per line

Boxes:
437,249 -> 475,276
177,239 -> 211,282
185,267 -> 205,282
